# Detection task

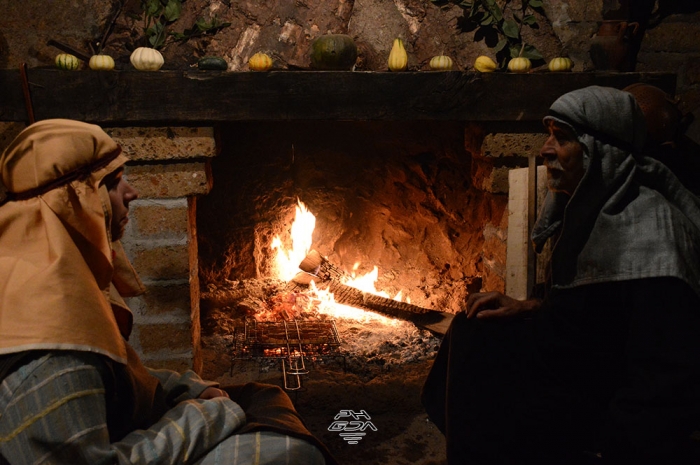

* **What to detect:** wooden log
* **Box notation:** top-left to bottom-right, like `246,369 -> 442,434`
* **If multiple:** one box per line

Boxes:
298,250 -> 350,282
326,280 -> 433,316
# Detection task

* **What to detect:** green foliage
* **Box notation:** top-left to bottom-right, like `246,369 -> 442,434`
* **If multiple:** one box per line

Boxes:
137,0 -> 230,50
431,0 -> 544,67
170,17 -> 232,42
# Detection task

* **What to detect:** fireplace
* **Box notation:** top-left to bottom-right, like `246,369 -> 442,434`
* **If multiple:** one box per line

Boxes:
194,119 -> 515,390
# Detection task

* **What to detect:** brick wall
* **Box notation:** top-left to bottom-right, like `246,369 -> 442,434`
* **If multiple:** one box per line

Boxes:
107,126 -> 216,373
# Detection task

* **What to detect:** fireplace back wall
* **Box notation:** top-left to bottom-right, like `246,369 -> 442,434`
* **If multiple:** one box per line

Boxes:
197,121 -> 508,313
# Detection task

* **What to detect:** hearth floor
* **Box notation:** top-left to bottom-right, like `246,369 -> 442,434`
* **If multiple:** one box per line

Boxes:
201,341 -> 447,465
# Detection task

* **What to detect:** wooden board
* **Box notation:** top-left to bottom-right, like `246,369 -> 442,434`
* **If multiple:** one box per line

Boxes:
0,69 -> 676,125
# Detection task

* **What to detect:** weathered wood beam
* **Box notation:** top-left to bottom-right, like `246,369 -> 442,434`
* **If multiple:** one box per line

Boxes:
0,69 -> 676,126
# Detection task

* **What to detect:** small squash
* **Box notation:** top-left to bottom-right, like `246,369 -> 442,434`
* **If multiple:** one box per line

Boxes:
548,57 -> 573,72
55,53 -> 80,70
388,38 -> 408,71
474,55 -> 497,73
310,34 -> 357,71
429,55 -> 453,71
198,56 -> 228,70
130,47 -> 164,71
248,52 -> 273,71
507,56 -> 532,73
89,54 -> 115,71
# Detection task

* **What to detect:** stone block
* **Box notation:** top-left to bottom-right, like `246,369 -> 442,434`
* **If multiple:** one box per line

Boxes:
137,322 -> 193,356
106,127 -> 217,161
125,162 -> 212,198
129,199 -> 189,240
481,133 -> 548,158
125,282 -> 191,318
128,243 -> 190,281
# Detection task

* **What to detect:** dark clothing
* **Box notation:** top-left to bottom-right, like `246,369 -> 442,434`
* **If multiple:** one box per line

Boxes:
422,277 -> 700,464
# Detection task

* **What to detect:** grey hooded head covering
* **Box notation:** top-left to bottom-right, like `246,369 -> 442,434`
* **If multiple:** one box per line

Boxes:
532,86 -> 700,297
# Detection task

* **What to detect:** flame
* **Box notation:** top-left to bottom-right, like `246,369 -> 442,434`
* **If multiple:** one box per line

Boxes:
271,200 -> 405,325
271,199 -> 316,282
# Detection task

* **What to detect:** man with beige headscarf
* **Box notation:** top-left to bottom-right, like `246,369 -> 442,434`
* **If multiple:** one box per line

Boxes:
0,119 -> 334,464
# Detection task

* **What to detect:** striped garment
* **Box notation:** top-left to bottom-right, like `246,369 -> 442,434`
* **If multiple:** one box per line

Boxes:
0,352 -> 325,465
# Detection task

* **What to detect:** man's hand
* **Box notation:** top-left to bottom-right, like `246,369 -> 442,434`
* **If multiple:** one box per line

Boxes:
464,291 -> 541,319
198,387 -> 230,400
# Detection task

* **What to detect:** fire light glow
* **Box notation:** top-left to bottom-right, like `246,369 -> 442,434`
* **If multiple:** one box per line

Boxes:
271,200 -> 404,325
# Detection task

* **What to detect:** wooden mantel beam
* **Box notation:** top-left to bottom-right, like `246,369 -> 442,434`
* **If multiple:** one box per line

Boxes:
0,69 -> 675,126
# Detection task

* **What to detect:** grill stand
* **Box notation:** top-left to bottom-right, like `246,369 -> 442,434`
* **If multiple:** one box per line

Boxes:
230,319 -> 343,390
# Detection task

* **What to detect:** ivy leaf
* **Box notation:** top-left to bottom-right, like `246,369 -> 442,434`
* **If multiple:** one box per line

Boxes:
494,38 -> 508,52
522,14 -> 537,26
509,44 -> 521,58
147,22 -> 166,48
521,44 -> 543,60
481,14 -> 494,26
163,0 -> 181,22
144,0 -> 162,17
502,19 -> 520,39
528,0 -> 543,7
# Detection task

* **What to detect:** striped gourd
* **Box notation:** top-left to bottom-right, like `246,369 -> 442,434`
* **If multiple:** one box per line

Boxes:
89,54 -> 115,71
429,55 -> 453,71
55,54 -> 80,70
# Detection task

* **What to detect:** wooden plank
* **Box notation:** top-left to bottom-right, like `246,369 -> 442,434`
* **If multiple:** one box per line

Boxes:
0,69 -> 676,124
506,167 -> 529,300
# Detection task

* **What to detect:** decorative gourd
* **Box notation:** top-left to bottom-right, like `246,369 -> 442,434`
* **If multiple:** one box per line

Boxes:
474,55 -> 497,73
310,34 -> 357,70
89,54 -> 115,71
507,56 -> 532,73
429,55 -> 453,71
248,52 -> 273,71
388,38 -> 408,71
130,47 -> 164,71
198,56 -> 228,70
548,57 -> 573,72
55,54 -> 80,70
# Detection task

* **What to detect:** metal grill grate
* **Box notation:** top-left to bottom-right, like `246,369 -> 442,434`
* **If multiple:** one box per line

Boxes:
231,319 -> 342,390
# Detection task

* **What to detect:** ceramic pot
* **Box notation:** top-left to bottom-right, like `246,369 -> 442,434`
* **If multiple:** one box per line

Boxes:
589,20 -> 641,71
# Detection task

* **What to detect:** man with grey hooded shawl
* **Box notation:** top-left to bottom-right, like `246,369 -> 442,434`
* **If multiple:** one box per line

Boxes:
422,86 -> 700,464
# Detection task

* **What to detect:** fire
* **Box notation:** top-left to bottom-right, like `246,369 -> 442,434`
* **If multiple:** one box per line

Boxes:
271,199 -> 315,282
271,200 -> 405,324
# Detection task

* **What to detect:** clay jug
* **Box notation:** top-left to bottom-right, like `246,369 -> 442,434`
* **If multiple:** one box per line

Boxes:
589,20 -> 640,71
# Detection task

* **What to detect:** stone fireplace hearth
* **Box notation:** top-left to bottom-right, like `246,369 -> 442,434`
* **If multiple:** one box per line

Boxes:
0,69 -> 676,373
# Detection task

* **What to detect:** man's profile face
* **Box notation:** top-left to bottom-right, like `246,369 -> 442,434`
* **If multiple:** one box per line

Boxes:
540,120 -> 585,196
103,168 -> 138,241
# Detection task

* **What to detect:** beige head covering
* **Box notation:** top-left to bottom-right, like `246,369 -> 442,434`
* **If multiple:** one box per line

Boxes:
0,119 -> 144,364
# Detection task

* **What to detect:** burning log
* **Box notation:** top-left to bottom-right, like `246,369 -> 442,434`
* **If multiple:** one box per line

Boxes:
293,250 -> 454,335
298,249 -> 350,281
